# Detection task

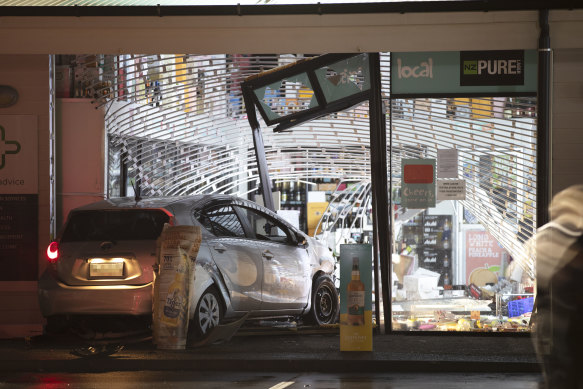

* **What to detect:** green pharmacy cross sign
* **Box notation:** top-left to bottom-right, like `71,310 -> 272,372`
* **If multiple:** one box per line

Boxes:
0,125 -> 21,169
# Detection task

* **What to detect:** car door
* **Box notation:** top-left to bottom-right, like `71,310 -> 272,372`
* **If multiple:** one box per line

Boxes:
234,205 -> 311,312
195,203 -> 262,312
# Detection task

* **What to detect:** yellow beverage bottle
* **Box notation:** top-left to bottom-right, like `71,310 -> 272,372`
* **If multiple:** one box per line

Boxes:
346,257 -> 365,326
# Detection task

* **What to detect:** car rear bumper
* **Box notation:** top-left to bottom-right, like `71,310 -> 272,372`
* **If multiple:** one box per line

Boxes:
38,271 -> 153,317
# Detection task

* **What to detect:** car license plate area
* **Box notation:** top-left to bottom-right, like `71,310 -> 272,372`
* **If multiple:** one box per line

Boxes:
89,261 -> 124,278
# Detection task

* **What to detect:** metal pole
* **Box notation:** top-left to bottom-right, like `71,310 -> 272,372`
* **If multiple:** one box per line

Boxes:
369,52 -> 391,333
387,53 -> 394,331
537,9 -> 551,228
536,7 -> 553,353
120,150 -> 128,197
243,86 -> 275,212
48,54 -> 57,239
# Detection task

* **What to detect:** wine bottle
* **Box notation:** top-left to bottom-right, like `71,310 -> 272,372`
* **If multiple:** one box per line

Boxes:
289,181 -> 295,201
281,182 -> 288,203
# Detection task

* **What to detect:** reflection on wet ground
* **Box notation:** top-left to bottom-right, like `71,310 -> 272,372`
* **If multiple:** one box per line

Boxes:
0,371 -> 542,389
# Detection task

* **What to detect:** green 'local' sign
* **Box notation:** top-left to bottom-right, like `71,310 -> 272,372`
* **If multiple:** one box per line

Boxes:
391,50 -> 537,97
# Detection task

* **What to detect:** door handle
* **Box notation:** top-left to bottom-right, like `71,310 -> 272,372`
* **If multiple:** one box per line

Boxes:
213,244 -> 227,253
262,250 -> 274,260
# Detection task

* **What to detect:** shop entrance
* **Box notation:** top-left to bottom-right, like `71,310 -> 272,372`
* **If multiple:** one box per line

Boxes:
59,51 -> 539,334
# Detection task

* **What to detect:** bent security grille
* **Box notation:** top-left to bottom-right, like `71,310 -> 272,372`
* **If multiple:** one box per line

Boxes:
67,53 -> 536,280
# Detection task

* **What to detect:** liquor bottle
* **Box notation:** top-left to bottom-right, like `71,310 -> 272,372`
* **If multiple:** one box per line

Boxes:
442,236 -> 450,249
346,257 -> 365,326
281,182 -> 288,203
443,254 -> 449,268
295,182 -> 302,203
289,181 -> 295,201
444,272 -> 451,286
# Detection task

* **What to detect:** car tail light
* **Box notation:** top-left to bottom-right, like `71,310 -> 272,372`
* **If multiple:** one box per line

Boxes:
157,208 -> 175,225
46,241 -> 59,263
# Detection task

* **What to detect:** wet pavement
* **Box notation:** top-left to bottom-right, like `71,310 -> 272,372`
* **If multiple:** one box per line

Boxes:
0,371 -> 543,388
0,325 -> 541,375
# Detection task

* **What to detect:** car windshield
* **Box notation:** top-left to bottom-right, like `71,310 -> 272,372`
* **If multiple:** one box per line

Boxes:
60,209 -> 170,242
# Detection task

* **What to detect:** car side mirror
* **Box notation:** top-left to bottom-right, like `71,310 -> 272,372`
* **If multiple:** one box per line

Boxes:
263,222 -> 273,234
297,234 -> 308,248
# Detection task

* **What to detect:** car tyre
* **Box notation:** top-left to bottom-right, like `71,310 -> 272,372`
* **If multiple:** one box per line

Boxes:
309,274 -> 339,326
192,286 -> 224,338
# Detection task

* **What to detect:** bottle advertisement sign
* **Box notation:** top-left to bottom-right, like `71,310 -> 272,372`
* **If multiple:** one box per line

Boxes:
340,243 -> 372,352
401,159 -> 436,209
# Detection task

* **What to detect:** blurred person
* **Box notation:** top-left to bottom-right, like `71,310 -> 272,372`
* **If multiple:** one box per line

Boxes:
532,185 -> 583,389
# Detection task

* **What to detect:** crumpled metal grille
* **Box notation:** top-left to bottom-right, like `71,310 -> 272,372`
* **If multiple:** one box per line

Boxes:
67,52 -> 536,278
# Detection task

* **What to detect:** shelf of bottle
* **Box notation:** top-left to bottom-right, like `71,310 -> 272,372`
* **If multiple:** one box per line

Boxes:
281,200 -> 304,206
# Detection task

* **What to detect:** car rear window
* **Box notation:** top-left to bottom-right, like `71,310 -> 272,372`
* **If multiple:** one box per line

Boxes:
60,209 -> 170,242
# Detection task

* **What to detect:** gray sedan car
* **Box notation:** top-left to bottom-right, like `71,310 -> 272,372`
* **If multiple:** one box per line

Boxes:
39,195 -> 338,340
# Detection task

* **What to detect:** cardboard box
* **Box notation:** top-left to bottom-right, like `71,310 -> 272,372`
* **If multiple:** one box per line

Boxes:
392,254 -> 413,283
277,209 -> 300,230
318,183 -> 337,192
403,268 -> 441,300
307,202 -> 328,236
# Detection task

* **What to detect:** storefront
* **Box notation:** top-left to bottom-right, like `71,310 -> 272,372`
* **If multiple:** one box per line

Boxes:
386,50 -> 538,332
1,2 -> 583,340
46,49 -> 538,334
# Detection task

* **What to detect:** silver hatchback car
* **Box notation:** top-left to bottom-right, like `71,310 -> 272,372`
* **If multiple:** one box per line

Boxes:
38,194 -> 338,340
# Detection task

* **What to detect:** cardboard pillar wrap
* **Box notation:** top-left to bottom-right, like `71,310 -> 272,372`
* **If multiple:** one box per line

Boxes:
153,225 -> 202,349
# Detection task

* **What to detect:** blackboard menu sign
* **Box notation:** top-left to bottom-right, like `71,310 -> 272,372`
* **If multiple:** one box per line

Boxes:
0,194 -> 38,281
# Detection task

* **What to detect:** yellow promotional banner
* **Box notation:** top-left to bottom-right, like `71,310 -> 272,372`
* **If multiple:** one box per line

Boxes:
340,244 -> 373,351
153,225 -> 202,350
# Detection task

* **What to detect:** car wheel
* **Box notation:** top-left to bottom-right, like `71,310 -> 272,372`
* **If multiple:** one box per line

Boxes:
192,286 -> 223,338
309,274 -> 339,326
